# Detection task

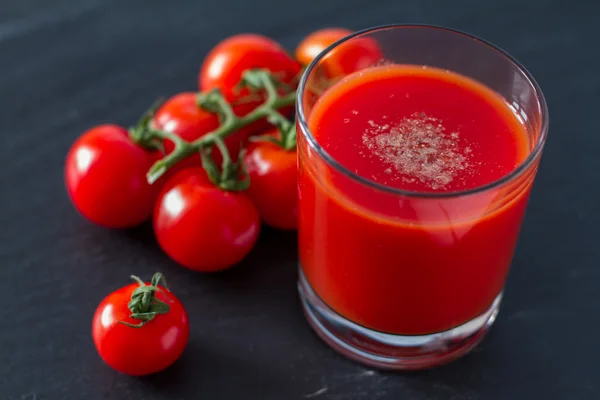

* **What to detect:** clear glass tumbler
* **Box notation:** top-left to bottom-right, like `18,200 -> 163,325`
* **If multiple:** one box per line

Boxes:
296,25 -> 548,370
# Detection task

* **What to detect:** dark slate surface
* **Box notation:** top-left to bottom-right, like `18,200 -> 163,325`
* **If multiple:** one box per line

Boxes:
1,0 -> 598,399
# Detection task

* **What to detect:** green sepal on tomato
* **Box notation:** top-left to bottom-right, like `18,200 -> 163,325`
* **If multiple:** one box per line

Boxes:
92,273 -> 189,376
65,125 -> 161,228
153,168 -> 260,272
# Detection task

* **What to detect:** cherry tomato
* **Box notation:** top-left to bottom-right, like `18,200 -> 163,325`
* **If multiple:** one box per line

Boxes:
296,28 -> 352,66
153,92 -> 220,153
65,125 -> 160,228
154,168 -> 260,272
199,34 -> 302,101
295,28 -> 382,78
153,92 -> 263,154
152,92 -> 269,172
245,132 -> 298,230
92,273 -> 189,376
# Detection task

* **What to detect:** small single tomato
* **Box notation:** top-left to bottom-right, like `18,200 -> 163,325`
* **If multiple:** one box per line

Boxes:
295,28 -> 382,78
92,273 -> 189,376
199,34 -> 302,101
65,125 -> 160,228
154,168 -> 260,272
245,131 -> 298,230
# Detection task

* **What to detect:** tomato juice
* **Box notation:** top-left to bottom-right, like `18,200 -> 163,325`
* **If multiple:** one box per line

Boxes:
298,65 -> 536,335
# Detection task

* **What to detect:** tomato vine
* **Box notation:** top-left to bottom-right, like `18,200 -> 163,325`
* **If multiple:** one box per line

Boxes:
129,69 -> 297,191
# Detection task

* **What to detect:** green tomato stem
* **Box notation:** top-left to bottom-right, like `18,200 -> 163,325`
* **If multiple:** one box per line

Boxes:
118,273 -> 170,329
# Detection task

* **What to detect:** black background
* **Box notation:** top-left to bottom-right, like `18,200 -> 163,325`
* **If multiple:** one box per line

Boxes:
1,0 -> 599,399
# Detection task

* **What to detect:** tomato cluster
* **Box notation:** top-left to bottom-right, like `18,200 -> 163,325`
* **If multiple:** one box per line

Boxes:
67,29 -> 382,376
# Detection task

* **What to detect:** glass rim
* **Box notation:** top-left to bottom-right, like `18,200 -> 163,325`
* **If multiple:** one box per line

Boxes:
296,23 -> 549,199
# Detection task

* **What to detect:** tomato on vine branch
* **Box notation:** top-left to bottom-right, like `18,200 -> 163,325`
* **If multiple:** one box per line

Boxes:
153,168 -> 260,272
151,92 -> 266,166
245,129 -> 298,230
130,68 -> 298,192
199,34 -> 302,102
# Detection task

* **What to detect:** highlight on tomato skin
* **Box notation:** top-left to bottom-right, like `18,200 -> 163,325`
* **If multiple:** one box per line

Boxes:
295,27 -> 383,79
153,168 -> 261,272
64,124 -> 160,228
244,131 -> 298,230
92,273 -> 190,376
199,33 -> 302,101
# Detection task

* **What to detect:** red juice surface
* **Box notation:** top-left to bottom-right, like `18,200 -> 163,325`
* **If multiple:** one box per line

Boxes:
299,65 -> 534,334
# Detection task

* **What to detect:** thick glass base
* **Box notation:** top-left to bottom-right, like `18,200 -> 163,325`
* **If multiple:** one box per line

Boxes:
298,268 -> 502,370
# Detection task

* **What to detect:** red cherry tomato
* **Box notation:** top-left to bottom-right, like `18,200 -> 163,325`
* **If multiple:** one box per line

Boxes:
296,28 -> 353,66
154,168 -> 260,272
153,92 -> 264,155
245,133 -> 298,230
152,92 -> 269,173
65,125 -> 160,228
295,28 -> 382,78
92,273 -> 189,376
199,34 -> 302,101
153,92 -> 221,153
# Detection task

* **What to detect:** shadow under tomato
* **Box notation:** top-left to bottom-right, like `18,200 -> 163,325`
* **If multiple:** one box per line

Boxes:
119,220 -> 160,249
179,226 -> 299,288
138,351 -> 188,386
139,340 -> 294,398
118,220 -> 299,283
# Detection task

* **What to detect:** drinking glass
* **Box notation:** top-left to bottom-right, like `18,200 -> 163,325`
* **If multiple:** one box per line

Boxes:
296,24 -> 548,370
